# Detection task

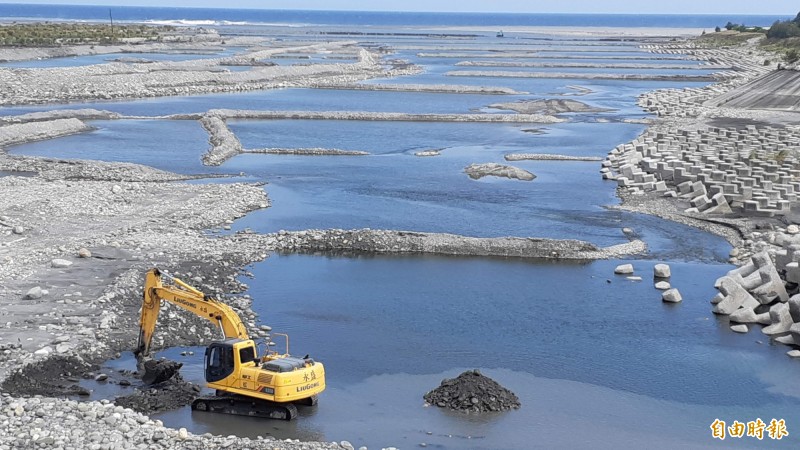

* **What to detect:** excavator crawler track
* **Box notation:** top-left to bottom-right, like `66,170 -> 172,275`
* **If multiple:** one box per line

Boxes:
192,394 -> 298,420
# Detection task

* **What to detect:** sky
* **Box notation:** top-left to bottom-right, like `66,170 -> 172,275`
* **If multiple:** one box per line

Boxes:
0,0 -> 796,16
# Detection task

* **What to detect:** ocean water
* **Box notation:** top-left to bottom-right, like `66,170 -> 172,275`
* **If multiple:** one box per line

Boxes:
0,4 -> 787,28
5,9 -> 800,449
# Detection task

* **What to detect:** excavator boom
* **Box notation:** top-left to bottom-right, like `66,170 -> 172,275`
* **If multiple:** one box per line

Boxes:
135,268 -> 249,359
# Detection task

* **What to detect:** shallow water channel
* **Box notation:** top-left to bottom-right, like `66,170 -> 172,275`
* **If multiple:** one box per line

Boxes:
9,27 -> 800,448
79,254 -> 800,449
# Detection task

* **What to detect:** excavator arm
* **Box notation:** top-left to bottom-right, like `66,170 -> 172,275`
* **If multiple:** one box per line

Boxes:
135,268 -> 250,359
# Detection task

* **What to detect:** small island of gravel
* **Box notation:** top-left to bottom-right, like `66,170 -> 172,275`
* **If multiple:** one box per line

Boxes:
465,162 -> 536,181
424,370 -> 521,413
505,153 -> 603,162
489,98 -> 612,114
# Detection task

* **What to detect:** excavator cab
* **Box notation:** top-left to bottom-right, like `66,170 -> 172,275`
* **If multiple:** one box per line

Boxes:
205,338 -> 262,382
205,341 -> 235,383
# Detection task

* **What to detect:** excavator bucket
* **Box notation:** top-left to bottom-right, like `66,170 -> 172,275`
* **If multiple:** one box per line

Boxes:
141,359 -> 183,385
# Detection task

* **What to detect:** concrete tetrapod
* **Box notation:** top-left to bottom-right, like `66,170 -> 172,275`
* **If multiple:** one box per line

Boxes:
712,276 -> 760,315
762,302 -> 793,336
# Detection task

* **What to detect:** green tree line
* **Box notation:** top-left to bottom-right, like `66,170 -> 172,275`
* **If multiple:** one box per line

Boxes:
0,23 -> 172,47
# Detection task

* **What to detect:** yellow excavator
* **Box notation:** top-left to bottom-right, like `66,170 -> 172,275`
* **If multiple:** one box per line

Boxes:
134,268 -> 325,420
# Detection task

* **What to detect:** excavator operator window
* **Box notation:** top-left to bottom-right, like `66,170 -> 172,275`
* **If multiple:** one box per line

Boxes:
239,346 -> 256,364
205,343 -> 234,383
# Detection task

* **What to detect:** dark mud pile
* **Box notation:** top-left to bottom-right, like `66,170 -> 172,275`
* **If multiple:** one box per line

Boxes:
115,372 -> 201,413
1,355 -> 92,397
424,370 -> 521,413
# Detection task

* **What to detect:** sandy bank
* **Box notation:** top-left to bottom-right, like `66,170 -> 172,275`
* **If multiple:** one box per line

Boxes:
0,45 -> 407,105
0,118 -> 93,147
200,115 -> 242,166
456,60 -> 728,70
447,70 -> 717,82
465,162 -> 536,181
0,38 -> 230,63
245,148 -> 369,156
209,109 -> 564,123
262,229 -> 647,260
505,153 -> 603,162
311,82 -> 525,95
489,99 -> 611,114
0,109 -> 121,124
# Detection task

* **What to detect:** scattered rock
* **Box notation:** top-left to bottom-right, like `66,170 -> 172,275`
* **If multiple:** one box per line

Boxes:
24,286 -> 43,299
730,324 -> 749,333
787,225 -> 800,235
55,343 -> 71,353
614,264 -> 634,274
51,258 -> 73,268
653,263 -> 671,278
12,225 -> 24,235
662,288 -> 682,303
78,248 -> 92,258
626,276 -> 642,281
424,369 -> 520,413
33,346 -> 53,356
111,185 -> 123,194
654,281 -> 671,290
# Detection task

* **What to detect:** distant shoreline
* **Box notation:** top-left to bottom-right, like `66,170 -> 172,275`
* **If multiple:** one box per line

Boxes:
428,26 -> 709,37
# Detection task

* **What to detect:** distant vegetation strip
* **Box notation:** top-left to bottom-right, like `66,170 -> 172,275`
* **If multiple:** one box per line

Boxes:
700,11 -> 800,63
0,23 -> 171,47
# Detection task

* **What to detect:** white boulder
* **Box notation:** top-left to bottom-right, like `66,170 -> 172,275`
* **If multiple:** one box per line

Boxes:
654,263 -> 671,278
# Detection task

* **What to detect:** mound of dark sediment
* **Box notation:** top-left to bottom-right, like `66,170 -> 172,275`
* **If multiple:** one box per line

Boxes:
1,355 -> 92,397
424,370 -> 520,413
115,373 -> 200,413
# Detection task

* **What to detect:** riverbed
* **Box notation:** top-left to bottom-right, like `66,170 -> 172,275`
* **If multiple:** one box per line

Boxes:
4,20 -> 798,450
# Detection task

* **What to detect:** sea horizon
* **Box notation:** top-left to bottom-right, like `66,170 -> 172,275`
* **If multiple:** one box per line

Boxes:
0,4 -> 789,28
